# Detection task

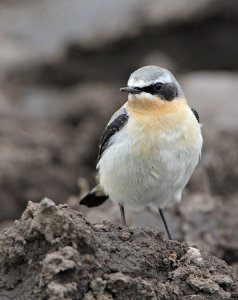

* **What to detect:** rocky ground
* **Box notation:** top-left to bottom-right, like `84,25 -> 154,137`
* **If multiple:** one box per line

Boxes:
0,199 -> 238,300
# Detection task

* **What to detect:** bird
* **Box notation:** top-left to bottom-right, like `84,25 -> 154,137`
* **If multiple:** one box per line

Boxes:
80,65 -> 203,239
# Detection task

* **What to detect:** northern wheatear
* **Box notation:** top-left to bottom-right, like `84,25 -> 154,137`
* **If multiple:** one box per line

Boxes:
80,66 -> 202,239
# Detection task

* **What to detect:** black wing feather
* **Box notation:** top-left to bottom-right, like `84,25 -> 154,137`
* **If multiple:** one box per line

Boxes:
98,113 -> 129,160
191,108 -> 199,122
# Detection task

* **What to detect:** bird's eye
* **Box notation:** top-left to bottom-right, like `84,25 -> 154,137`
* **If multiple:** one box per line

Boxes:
154,82 -> 163,92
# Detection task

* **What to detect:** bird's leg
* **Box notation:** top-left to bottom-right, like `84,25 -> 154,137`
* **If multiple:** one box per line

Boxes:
119,204 -> 126,226
159,208 -> 172,240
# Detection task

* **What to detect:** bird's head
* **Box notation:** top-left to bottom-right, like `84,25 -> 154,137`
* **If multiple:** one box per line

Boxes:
120,66 -> 184,103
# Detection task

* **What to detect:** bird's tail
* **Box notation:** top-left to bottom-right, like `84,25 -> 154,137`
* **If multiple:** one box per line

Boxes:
79,185 -> 109,207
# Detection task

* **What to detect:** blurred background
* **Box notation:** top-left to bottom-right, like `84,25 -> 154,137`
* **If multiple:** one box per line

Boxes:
0,0 -> 237,270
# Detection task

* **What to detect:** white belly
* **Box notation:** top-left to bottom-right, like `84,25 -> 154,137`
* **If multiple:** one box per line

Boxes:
97,110 -> 202,210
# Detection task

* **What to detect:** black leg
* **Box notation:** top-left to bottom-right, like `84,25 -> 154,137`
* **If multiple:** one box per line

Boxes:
119,204 -> 126,226
159,208 -> 172,240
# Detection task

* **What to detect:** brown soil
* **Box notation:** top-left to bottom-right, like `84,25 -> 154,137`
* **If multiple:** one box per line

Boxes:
0,199 -> 237,300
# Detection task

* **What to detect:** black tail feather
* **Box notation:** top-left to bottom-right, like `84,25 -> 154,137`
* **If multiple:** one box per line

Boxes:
80,192 -> 108,208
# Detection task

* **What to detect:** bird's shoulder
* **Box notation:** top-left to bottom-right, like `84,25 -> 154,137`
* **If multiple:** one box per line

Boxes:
191,108 -> 200,122
98,107 -> 129,160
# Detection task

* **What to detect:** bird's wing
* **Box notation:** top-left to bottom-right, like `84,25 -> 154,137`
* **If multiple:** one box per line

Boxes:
191,108 -> 199,122
80,107 -> 128,208
98,107 -> 129,160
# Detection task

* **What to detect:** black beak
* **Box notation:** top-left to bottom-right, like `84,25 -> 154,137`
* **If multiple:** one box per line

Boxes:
120,86 -> 141,94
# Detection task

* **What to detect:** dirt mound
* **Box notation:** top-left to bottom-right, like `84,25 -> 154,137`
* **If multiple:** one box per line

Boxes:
0,198 -> 237,299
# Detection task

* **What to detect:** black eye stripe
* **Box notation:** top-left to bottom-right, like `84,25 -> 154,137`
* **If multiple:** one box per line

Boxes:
136,83 -> 162,94
134,82 -> 178,101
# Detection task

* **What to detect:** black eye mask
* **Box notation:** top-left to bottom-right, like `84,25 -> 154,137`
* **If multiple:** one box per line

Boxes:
137,82 -> 178,101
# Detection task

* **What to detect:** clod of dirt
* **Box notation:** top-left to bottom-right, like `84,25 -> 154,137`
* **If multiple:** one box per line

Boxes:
0,198 -> 237,300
